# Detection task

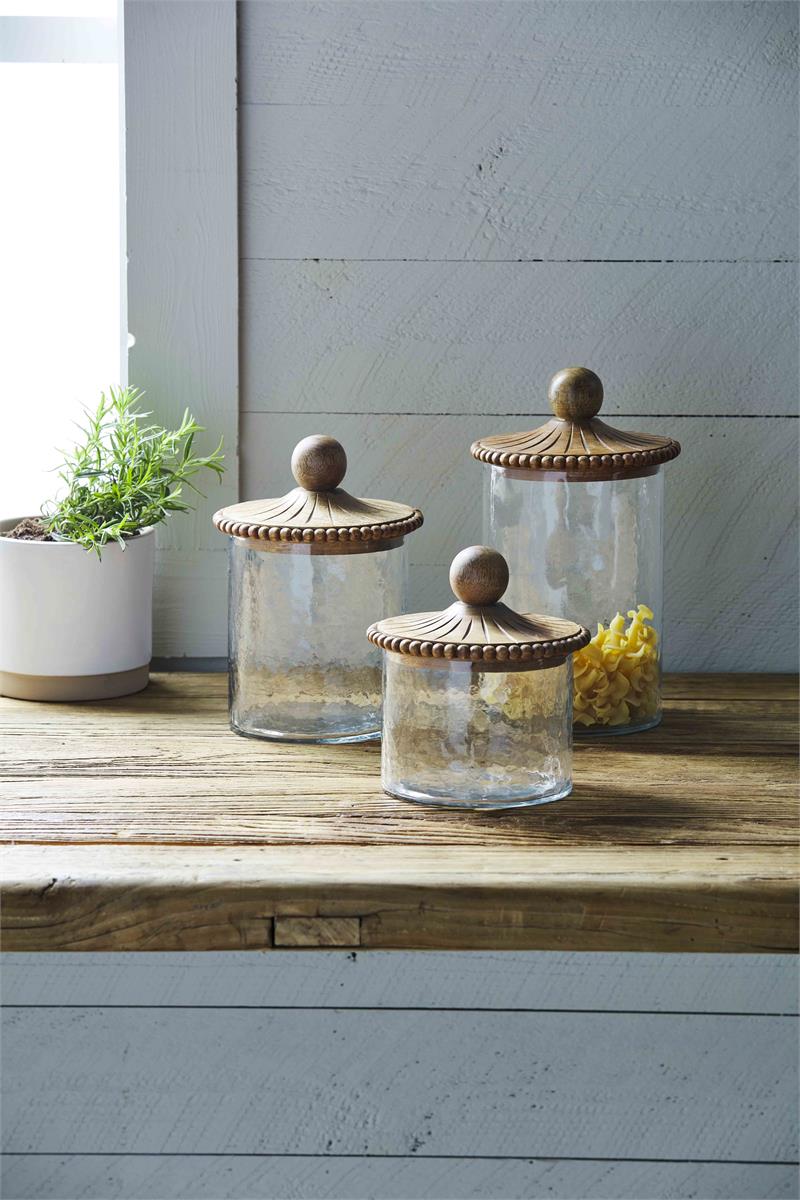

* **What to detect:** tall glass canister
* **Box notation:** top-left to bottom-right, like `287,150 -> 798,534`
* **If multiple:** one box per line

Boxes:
213,435 -> 423,743
472,368 -> 681,735
368,546 -> 590,808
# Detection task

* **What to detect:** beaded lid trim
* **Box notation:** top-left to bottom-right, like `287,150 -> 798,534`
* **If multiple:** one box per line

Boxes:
367,546 -> 590,666
471,419 -> 681,475
212,435 -> 423,545
471,368 -> 681,478
213,490 -> 423,544
368,603 -> 590,663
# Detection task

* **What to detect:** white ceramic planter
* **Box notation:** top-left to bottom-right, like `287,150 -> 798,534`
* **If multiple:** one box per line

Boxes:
0,517 -> 154,701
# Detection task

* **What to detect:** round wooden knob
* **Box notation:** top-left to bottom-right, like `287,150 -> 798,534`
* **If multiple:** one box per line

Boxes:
291,435 -> 347,491
548,367 -> 603,421
450,546 -> 509,606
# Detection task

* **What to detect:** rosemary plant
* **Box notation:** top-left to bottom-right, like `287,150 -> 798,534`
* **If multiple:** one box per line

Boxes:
44,387 -> 224,553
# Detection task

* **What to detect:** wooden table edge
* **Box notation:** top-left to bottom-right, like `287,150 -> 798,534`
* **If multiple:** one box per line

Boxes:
2,844 -> 797,954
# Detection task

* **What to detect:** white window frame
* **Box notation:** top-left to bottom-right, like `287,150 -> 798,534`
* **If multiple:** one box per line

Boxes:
1,1 -> 238,658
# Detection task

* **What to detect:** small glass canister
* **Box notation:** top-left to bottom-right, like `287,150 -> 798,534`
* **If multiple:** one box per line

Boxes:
472,368 -> 681,736
367,546 -> 590,809
213,435 -> 423,743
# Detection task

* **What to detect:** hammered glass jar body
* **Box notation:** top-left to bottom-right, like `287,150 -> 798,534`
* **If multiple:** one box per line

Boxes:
229,540 -> 406,743
381,653 -> 573,809
486,467 -> 664,734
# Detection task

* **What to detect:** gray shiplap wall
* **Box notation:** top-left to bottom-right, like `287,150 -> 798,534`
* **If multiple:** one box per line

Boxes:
2,952 -> 798,1200
237,0 -> 798,671
127,0 -> 238,660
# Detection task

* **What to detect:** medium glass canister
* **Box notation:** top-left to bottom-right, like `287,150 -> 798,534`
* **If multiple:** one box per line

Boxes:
367,546 -> 589,809
472,368 -> 681,735
213,435 -> 423,743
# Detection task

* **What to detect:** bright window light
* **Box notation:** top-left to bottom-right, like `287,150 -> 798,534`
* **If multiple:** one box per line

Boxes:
0,2 -> 115,20
0,5 -> 124,516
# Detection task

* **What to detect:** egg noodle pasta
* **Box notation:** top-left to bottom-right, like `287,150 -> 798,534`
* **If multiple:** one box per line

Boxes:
573,604 -> 659,728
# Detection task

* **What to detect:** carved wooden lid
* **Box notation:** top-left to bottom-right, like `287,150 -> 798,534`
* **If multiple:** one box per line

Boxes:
367,546 -> 590,667
213,436 -> 423,548
471,368 -> 681,481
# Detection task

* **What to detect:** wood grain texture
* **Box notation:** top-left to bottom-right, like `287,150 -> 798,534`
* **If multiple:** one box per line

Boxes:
241,413 -> 798,671
1,676 -> 795,846
240,100 -> 795,261
125,0 -> 238,657
2,1008 -> 797,1159
3,951 -> 797,1013
239,1 -> 799,112
238,0 -> 797,261
3,1155 -> 797,1200
0,675 -> 796,953
274,917 -> 361,948
239,100 -> 797,264
241,261 -> 799,418
2,843 -> 796,954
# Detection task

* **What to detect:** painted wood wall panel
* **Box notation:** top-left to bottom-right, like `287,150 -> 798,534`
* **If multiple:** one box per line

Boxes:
125,0 -> 237,658
4,951 -> 796,1013
3,1154 -> 797,1200
241,260 -> 798,418
240,413 -> 798,671
152,548 -> 227,658
2,1009 -> 796,1160
237,0 -> 798,263
239,1 -> 798,111
239,99 -> 796,261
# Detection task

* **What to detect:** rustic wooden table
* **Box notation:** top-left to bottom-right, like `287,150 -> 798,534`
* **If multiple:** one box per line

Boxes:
1,673 -> 796,954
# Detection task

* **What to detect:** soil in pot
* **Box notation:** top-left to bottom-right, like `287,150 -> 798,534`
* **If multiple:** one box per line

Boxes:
2,517 -> 53,541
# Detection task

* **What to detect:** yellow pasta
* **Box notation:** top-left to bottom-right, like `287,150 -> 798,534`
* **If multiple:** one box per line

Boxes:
573,604 -> 660,728
463,605 -> 659,732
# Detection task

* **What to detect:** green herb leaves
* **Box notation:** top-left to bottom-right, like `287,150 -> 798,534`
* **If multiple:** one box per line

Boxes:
44,387 -> 224,553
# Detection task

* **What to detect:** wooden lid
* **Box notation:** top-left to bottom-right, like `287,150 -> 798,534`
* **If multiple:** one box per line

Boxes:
367,546 -> 590,667
471,368 -> 681,480
213,435 -> 423,547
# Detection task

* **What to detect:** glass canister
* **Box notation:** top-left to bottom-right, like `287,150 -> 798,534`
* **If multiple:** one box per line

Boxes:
472,368 -> 681,735
213,435 -> 423,743
367,546 -> 589,809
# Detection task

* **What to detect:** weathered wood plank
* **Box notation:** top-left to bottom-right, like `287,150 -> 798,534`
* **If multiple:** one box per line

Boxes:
3,951 -> 796,1014
238,0 -> 798,266
3,1154 -> 796,1200
241,261 -> 799,417
0,671 -> 791,711
1,844 -> 796,954
274,917 -> 361,948
1,718 -> 796,846
1,703 -> 795,743
239,1 -> 799,112
239,414 -> 798,671
664,675 -> 798,701
239,98 -> 796,262
2,1008 -> 796,1159
0,779 -> 794,845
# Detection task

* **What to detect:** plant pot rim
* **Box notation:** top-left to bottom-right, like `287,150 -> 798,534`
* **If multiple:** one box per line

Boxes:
0,516 -> 156,547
